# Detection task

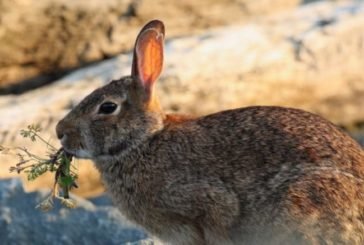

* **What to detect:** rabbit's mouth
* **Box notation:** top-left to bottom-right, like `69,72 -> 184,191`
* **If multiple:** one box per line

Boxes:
61,135 -> 92,159
62,146 -> 93,159
60,137 -> 93,159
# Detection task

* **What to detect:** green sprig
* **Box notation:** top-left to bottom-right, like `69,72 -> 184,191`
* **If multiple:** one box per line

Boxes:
4,124 -> 78,211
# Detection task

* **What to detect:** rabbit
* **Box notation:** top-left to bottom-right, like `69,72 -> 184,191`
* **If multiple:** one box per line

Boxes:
56,20 -> 364,245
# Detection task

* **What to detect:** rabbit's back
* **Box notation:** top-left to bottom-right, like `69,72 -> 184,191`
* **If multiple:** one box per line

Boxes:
158,106 -> 363,181
182,106 -> 364,178
146,106 -> 364,244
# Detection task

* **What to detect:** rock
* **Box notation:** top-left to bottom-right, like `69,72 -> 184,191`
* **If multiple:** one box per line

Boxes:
126,239 -> 158,245
0,0 -> 363,195
159,0 -> 364,126
0,0 -> 137,91
0,178 -> 147,244
136,0 -> 300,34
0,0 -> 300,92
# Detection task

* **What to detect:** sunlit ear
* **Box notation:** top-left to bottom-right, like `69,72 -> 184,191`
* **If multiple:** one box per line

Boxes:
131,20 -> 165,99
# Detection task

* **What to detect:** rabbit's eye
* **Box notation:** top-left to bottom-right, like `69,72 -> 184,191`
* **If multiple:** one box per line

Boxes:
99,102 -> 118,114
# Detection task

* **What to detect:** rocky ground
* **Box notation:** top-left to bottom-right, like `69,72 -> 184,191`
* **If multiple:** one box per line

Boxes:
0,178 -> 152,245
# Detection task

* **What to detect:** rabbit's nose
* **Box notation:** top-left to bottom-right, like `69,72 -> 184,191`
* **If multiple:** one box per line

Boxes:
56,120 -> 72,140
56,120 -> 78,142
57,131 -> 64,141
56,123 -> 65,140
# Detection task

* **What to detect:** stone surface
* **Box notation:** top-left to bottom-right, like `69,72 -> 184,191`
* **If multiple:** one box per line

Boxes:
0,178 -> 148,244
159,0 -> 364,126
0,0 -> 363,196
0,0 -> 299,91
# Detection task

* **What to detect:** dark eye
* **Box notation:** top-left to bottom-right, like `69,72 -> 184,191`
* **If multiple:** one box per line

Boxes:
98,102 -> 118,114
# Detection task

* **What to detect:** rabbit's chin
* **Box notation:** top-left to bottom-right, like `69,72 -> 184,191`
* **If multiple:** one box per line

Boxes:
64,148 -> 93,159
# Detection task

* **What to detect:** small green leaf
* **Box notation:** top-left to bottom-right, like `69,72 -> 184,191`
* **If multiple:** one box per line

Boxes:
59,175 -> 74,187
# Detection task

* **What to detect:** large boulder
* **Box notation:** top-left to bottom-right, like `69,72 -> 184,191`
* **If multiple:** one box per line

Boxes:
0,0 -> 363,196
0,0 -> 299,92
0,178 -> 148,244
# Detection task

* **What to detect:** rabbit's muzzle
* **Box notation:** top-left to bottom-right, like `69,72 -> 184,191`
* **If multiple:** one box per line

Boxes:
56,119 -> 86,157
56,120 -> 74,141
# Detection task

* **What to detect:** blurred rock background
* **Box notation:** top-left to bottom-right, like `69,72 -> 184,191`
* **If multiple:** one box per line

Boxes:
0,0 -> 363,244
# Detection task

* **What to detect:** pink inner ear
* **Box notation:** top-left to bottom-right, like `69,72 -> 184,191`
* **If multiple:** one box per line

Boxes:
136,29 -> 164,90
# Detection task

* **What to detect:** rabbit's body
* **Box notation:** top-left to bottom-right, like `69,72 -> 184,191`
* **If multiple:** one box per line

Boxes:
56,20 -> 364,244
95,105 -> 364,244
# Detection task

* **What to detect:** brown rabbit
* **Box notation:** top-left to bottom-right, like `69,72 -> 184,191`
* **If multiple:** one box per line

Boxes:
56,20 -> 364,245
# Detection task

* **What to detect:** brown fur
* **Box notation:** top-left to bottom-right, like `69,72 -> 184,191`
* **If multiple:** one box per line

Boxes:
56,20 -> 364,244
164,114 -> 195,124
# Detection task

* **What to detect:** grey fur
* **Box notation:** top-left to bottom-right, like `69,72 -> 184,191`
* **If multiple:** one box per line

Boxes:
56,20 -> 364,245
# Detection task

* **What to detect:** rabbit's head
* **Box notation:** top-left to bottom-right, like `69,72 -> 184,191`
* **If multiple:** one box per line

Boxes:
56,20 -> 165,159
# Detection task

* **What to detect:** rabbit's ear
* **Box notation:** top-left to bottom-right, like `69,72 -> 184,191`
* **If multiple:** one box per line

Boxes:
131,20 -> 165,99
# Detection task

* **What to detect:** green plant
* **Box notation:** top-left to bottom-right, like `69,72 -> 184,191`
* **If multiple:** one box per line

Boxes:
2,124 -> 78,211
